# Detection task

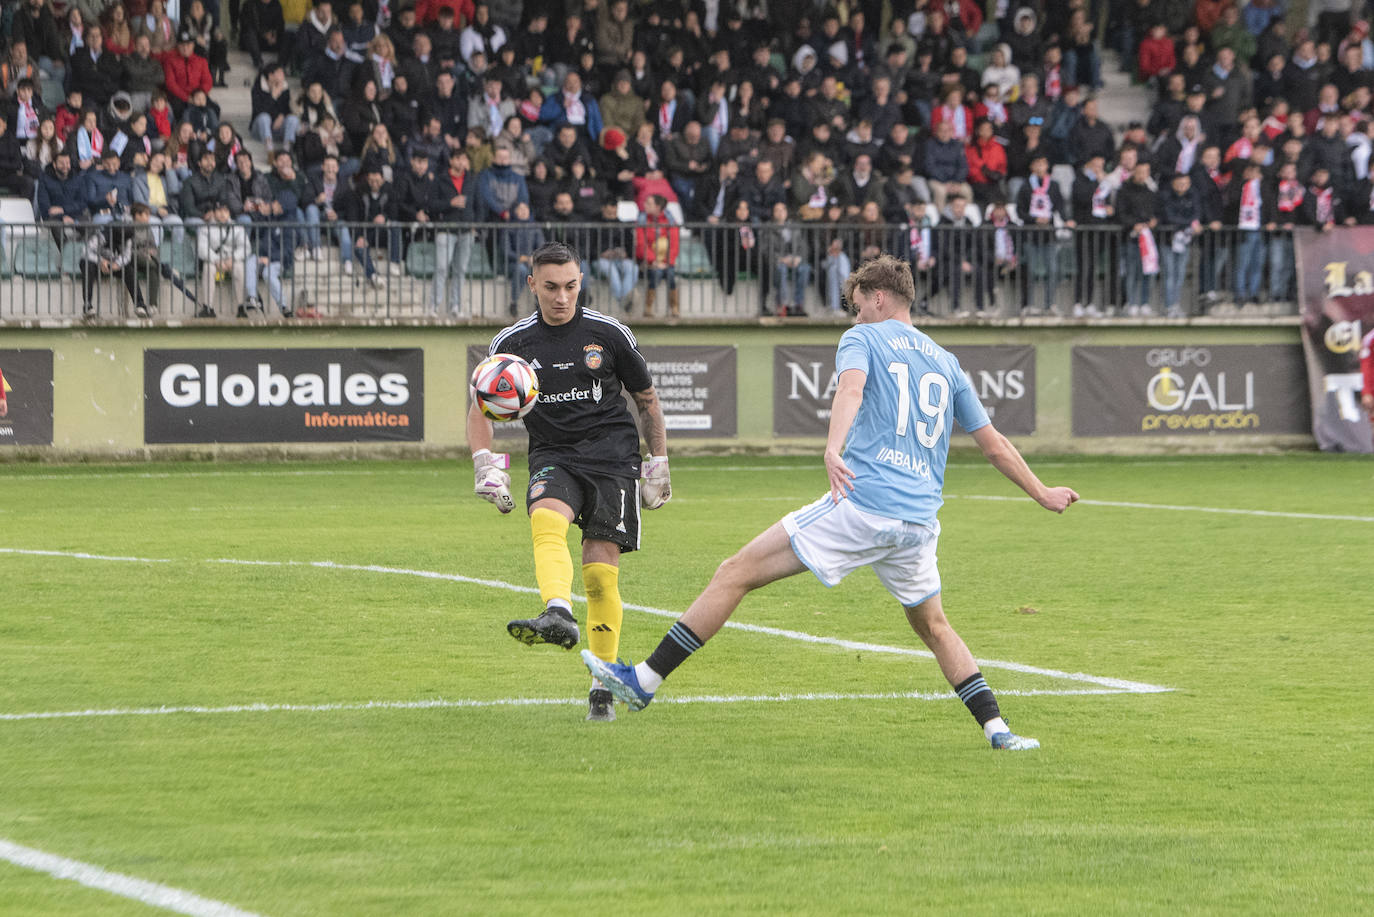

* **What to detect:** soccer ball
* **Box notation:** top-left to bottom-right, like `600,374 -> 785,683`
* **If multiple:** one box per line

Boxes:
470,353 -> 540,422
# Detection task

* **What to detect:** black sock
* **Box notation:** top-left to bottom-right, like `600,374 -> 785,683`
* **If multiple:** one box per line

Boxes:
644,621 -> 704,679
954,672 -> 1001,726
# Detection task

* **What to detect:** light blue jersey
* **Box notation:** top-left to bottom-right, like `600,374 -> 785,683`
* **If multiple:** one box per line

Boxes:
834,319 -> 990,526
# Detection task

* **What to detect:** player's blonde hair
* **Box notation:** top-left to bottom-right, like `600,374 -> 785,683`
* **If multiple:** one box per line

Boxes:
842,254 -> 915,308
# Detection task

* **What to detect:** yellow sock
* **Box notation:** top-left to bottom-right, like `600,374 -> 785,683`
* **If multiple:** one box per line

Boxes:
582,562 -> 623,663
530,508 -> 573,609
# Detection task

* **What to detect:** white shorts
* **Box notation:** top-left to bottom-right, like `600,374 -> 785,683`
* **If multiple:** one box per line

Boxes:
781,493 -> 941,607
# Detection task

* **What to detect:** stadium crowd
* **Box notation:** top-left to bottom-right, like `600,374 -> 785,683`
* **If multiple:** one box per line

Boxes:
3,0 -> 1374,319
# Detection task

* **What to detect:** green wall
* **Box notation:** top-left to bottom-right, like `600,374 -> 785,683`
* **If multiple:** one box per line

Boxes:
0,320 -> 1313,460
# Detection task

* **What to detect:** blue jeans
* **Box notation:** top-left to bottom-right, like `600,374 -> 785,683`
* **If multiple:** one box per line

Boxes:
1124,236 -> 1150,306
259,259 -> 286,314
823,252 -> 852,312
1162,245 -> 1189,310
773,260 -> 812,307
298,204 -> 322,250
336,225 -> 376,277
1235,230 -> 1265,301
509,260 -> 531,306
251,112 -> 300,148
1267,234 -> 1294,300
595,256 -> 639,302
434,230 -> 474,315
646,266 -> 676,290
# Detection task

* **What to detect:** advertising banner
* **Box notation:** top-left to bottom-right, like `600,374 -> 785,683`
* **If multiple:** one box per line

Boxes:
0,350 -> 54,446
773,344 -> 1036,436
1071,346 -> 1309,436
145,349 -> 424,443
466,345 -> 737,440
1295,227 -> 1374,452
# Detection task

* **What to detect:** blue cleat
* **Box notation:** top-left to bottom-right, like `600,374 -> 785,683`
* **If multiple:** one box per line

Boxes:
580,649 -> 654,711
990,731 -> 1041,751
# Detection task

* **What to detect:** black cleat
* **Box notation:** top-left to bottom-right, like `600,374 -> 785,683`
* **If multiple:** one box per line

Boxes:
506,606 -> 580,649
586,688 -> 616,722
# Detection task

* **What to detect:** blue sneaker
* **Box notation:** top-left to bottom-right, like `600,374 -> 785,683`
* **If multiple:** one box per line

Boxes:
990,731 -> 1041,751
580,649 -> 654,711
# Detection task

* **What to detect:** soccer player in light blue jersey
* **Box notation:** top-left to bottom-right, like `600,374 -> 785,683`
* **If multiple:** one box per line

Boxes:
584,254 -> 1079,749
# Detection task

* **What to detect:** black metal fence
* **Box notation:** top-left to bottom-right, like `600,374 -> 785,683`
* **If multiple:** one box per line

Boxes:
0,220 -> 1302,322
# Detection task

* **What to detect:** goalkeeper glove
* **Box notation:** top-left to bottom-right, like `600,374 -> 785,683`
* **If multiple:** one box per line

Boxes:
473,449 -> 515,514
641,455 -> 671,509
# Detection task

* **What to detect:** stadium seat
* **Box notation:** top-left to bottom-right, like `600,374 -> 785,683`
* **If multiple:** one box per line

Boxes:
0,196 -> 40,264
14,237 -> 62,278
406,240 -> 436,279
60,240 -> 84,275
677,239 -> 714,279
616,201 -> 639,222
0,242 -> 10,279
466,245 -> 496,279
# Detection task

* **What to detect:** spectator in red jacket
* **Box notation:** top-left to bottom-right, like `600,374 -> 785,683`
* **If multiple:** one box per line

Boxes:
635,193 -> 679,317
160,30 -> 212,114
965,118 -> 1008,205
1137,24 -> 1176,84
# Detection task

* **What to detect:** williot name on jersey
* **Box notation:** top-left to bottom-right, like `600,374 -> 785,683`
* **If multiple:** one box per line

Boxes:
874,447 -> 933,478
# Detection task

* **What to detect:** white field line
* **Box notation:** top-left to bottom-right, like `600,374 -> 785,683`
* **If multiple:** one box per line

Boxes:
0,838 -> 263,917
0,688 -> 1145,722
2,548 -> 1170,694
0,457 -> 1320,483
945,494 -> 1374,523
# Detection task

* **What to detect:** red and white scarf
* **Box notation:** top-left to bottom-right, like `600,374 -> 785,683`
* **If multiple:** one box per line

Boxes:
992,212 -> 1015,264
1045,67 -> 1061,100
1228,136 -> 1254,163
983,100 -> 1007,125
1028,174 -> 1053,220
1261,115 -> 1286,139
657,101 -> 675,136
1314,186 -> 1333,224
1139,227 -> 1159,276
1091,177 -> 1111,218
941,105 -> 968,140
1239,178 -> 1262,229
1277,179 -> 1305,213
1175,134 -> 1200,175
908,224 -> 930,259
563,92 -> 586,125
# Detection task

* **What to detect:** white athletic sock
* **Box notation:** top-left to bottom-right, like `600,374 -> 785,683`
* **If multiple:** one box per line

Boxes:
590,677 -> 604,691
634,662 -> 663,693
983,717 -> 1009,741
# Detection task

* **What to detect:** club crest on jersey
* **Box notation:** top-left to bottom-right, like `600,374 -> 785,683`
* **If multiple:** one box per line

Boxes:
583,344 -> 604,370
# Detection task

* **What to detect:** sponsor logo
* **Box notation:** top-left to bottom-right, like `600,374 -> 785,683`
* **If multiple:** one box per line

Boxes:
1324,321 -> 1361,354
591,623 -> 613,633
540,388 -> 594,403
584,344 -> 604,370
528,358 -> 543,370
1322,261 -> 1374,299
530,482 -> 546,498
874,447 -> 932,477
592,380 -> 602,403
554,361 -> 574,370
1140,355 -> 1259,432
159,362 -> 410,408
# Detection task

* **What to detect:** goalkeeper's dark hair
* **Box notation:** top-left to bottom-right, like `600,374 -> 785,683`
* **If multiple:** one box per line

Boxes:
531,241 -> 582,270
842,253 -> 915,308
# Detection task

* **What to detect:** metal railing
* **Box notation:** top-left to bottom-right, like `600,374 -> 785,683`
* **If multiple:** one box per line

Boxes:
0,220 -> 1302,323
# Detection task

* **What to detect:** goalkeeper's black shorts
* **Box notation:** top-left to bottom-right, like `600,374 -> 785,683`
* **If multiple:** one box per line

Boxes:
525,462 -> 641,553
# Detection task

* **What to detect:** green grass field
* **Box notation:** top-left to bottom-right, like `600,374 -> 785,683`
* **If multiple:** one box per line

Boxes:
2,454 -> 1372,915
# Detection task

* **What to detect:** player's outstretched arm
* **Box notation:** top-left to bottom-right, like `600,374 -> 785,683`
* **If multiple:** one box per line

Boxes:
824,369 -> 866,502
632,386 -> 671,509
970,424 -> 1079,513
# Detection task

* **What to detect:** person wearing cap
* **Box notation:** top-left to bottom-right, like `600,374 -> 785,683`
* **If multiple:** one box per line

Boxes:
161,27 -> 212,115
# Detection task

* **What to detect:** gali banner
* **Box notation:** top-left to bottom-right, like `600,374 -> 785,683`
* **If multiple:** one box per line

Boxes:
1071,346 -> 1309,437
773,344 -> 1036,436
1295,227 -> 1374,452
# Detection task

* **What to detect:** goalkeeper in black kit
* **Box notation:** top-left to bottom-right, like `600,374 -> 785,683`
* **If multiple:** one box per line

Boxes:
466,242 -> 672,722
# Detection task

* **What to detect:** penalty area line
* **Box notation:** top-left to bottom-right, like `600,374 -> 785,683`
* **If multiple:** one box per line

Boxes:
1,547 -> 1172,695
0,837 -> 263,917
0,687 -> 1152,722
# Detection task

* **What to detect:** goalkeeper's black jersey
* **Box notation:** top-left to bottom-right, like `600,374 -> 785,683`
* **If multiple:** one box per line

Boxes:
488,306 -> 654,476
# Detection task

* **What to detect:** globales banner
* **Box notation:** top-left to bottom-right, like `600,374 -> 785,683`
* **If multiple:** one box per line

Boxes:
0,349 -> 54,446
466,344 -> 737,440
1295,227 -> 1374,452
145,349 -> 424,443
773,344 -> 1036,436
1071,346 -> 1309,436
